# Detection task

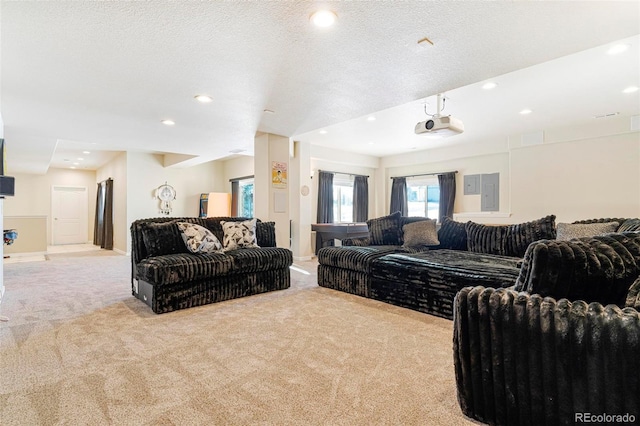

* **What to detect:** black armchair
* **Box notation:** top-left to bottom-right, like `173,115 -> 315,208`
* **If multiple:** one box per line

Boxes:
453,233 -> 640,425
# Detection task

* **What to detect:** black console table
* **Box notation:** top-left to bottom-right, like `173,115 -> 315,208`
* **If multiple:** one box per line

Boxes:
311,223 -> 369,254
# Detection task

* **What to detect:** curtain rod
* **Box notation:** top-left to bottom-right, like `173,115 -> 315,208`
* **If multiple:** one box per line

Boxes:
229,175 -> 254,182
390,170 -> 458,179
318,169 -> 369,178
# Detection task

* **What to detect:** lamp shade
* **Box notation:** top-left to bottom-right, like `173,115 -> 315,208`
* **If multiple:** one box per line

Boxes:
207,192 -> 231,217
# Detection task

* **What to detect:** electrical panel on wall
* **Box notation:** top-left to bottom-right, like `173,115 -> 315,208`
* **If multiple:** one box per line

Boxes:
463,175 -> 481,195
481,173 -> 499,212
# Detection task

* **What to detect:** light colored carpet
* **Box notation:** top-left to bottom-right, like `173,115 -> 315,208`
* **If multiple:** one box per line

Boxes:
0,251 -> 477,425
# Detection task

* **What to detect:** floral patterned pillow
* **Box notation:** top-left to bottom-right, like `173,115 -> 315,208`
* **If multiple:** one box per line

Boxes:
177,222 -> 223,254
220,218 -> 259,251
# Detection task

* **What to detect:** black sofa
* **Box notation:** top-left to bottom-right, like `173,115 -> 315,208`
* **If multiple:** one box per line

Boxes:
130,216 -> 292,314
453,232 -> 640,425
317,213 -> 557,319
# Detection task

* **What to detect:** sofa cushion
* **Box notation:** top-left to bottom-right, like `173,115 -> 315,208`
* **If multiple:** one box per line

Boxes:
221,218 -> 259,250
402,219 -> 439,249
317,245 -> 418,274
437,217 -> 468,250
514,232 -> 640,306
177,222 -> 223,254
140,221 -> 189,258
136,248 -> 293,286
367,211 -> 402,245
466,215 -> 557,257
572,217 -> 629,231
203,216 -> 254,242
556,221 -> 619,240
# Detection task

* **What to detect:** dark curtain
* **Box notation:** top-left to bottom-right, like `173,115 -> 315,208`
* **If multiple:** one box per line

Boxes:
230,181 -> 240,216
316,171 -> 334,223
390,177 -> 408,216
93,178 -> 113,250
352,175 -> 368,222
438,172 -> 456,222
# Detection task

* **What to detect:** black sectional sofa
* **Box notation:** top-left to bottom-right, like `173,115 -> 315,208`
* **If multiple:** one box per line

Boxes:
317,212 -> 557,319
130,216 -> 292,314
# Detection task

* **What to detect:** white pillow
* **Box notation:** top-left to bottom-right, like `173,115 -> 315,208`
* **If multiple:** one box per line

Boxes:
177,222 -> 223,254
556,222 -> 619,241
220,219 -> 259,251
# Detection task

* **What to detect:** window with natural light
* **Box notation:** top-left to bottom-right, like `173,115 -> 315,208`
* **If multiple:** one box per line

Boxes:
407,177 -> 440,220
333,176 -> 354,223
238,178 -> 254,217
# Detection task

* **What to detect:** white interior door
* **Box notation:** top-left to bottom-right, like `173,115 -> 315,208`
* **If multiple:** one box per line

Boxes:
52,186 -> 88,245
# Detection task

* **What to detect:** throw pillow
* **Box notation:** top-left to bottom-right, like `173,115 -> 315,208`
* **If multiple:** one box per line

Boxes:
402,220 -> 439,248
465,222 -> 507,256
177,222 -> 223,254
256,221 -> 277,247
140,221 -> 189,257
221,218 -> 259,251
437,217 -> 468,250
504,215 -> 556,258
366,211 -> 402,245
556,222 -> 619,240
618,218 -> 640,232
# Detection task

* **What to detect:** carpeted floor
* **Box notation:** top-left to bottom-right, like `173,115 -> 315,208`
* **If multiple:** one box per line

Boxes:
0,251 -> 477,425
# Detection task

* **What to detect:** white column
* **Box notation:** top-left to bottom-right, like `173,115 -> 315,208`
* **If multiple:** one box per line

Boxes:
289,141 -> 313,260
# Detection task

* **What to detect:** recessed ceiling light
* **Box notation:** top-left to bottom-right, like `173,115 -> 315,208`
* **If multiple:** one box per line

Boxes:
319,130 -> 328,134
263,109 -> 275,114
70,166 -> 76,169
82,151 -> 91,155
482,82 -> 498,90
607,44 -> 630,55
73,162 -> 79,166
77,157 -> 84,161
623,86 -> 639,94
194,95 -> 213,103
162,119 -> 175,126
368,141 -> 375,145
367,116 -> 376,122
519,109 -> 533,115
310,10 -> 337,27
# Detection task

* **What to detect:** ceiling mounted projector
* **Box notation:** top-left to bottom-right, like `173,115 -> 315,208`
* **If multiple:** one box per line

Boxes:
414,116 -> 464,136
414,93 -> 464,137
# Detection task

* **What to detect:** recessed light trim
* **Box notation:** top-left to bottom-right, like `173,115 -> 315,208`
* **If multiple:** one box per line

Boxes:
73,162 -> 79,166
367,116 -> 376,122
319,130 -> 328,135
194,95 -> 213,103
519,109 -> 533,115
310,10 -> 337,27
607,44 -> 630,55
623,86 -> 639,94
77,157 -> 84,161
162,119 -> 175,126
263,109 -> 275,114
70,166 -> 76,169
482,82 -> 498,90
82,151 -> 91,155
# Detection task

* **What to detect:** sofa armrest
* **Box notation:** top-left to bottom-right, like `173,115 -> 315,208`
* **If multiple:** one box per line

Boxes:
342,237 -> 371,246
453,286 -> 640,426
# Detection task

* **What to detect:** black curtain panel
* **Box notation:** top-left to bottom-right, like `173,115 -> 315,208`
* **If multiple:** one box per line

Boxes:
438,172 -> 456,222
352,175 -> 369,222
316,171 -> 334,223
390,177 -> 408,216
93,178 -> 114,250
230,181 -> 240,216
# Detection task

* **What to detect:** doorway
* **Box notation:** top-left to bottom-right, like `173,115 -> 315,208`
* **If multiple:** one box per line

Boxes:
51,186 -> 88,245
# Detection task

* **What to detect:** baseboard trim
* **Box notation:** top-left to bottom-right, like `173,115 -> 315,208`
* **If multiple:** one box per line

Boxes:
293,256 -> 313,261
5,251 -> 47,257
114,248 -> 129,256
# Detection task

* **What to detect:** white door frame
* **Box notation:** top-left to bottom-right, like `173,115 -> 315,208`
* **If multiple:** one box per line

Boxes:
51,185 -> 89,245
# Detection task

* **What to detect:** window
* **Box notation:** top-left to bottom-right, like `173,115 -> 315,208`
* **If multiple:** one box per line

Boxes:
332,175 -> 353,223
407,177 -> 440,220
231,176 -> 254,217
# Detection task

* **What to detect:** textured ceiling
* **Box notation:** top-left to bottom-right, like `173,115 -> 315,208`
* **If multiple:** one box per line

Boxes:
1,1 -> 639,173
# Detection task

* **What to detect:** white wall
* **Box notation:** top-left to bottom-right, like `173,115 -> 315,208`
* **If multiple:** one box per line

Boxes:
379,115 -> 640,224
222,155 -> 254,187
4,169 -> 98,244
97,151 -> 225,254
